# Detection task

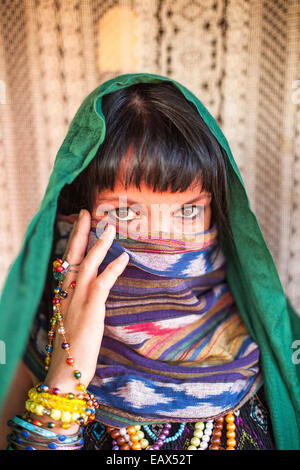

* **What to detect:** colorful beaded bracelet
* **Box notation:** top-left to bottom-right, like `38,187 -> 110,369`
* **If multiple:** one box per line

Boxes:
25,398 -> 92,426
27,388 -> 89,413
7,431 -> 84,449
30,385 -> 89,405
10,415 -> 60,439
27,383 -> 99,428
8,416 -> 83,443
7,433 -> 84,451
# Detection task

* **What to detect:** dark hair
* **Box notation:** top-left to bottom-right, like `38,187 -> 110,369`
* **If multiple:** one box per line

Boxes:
57,81 -> 236,253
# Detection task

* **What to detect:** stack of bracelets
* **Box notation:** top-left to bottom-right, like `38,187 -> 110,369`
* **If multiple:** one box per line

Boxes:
6,256 -> 237,451
6,257 -> 99,450
7,415 -> 85,450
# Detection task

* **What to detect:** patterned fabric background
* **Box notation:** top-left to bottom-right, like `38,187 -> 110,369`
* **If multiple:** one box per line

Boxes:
0,0 -> 299,314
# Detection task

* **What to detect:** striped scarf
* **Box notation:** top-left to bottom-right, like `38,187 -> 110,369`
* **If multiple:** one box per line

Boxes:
56,216 -> 262,428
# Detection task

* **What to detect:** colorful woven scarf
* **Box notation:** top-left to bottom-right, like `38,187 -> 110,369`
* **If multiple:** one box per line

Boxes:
53,215 -> 263,428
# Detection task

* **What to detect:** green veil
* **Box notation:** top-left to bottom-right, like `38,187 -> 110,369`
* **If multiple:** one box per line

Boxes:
0,73 -> 299,449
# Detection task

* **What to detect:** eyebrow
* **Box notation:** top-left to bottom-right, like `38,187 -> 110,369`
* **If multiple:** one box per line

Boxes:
98,194 -> 211,205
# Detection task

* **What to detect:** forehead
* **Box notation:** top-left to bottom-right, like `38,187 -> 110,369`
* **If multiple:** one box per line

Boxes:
95,179 -> 209,206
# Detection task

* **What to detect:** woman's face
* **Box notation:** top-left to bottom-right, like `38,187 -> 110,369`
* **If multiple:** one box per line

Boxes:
92,179 -> 212,238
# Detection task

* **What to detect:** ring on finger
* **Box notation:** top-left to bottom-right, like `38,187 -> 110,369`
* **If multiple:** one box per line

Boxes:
52,257 -> 81,280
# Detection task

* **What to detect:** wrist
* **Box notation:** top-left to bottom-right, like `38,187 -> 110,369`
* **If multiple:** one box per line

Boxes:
44,369 -> 91,395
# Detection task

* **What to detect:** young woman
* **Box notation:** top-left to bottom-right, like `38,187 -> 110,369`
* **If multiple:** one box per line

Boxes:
0,73 -> 299,451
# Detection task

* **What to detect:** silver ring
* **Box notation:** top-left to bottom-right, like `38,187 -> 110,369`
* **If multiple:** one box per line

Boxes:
61,259 -> 81,274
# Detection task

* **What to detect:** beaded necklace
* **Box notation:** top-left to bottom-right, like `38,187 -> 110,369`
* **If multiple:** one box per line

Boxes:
106,411 -> 236,450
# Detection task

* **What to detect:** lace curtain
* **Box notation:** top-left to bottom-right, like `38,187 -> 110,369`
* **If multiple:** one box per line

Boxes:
0,0 -> 299,313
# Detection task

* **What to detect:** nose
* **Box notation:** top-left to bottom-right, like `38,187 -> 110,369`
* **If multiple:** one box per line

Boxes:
149,206 -> 172,236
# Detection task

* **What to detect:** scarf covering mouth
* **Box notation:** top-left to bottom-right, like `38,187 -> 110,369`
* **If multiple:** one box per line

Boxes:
1,72 -> 299,448
55,215 -> 263,428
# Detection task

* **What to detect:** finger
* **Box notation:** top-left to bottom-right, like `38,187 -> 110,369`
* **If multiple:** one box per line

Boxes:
71,223 -> 117,302
62,218 -> 79,260
59,209 -> 90,308
88,251 -> 130,306
63,209 -> 90,265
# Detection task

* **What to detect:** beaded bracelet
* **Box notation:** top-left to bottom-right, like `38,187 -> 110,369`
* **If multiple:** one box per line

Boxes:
10,415 -> 61,439
27,383 -> 99,428
7,414 -> 85,451
25,398 -> 90,425
26,395 -> 87,414
7,434 -> 84,451
7,431 -> 84,449
29,385 -> 89,407
22,407 -> 78,432
8,416 -> 83,443
27,387 -> 89,417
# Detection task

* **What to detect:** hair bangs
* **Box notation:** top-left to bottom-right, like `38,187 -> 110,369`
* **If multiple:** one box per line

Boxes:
91,108 -> 213,196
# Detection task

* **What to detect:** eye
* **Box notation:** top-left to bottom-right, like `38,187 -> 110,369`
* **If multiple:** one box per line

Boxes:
108,207 -> 138,221
174,205 -> 204,220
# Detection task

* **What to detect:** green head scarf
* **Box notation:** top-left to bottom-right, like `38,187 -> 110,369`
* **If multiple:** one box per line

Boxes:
0,73 -> 299,449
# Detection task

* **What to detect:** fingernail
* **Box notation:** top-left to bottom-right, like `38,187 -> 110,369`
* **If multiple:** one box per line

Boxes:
121,252 -> 129,261
104,223 -> 115,235
79,209 -> 84,219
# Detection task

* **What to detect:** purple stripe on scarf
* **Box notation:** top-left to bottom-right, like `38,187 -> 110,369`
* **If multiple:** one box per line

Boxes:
100,336 -> 260,374
95,358 -> 257,384
104,290 -> 229,326
107,290 -> 198,304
